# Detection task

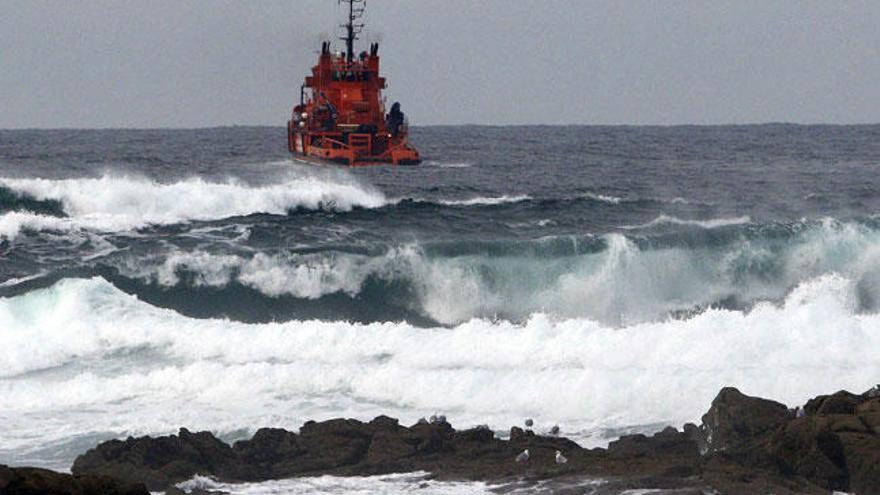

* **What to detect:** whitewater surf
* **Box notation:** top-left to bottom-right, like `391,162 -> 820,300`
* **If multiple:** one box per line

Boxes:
2,124 -> 880,491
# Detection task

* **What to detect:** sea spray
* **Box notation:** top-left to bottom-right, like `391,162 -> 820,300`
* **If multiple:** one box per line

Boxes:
90,218 -> 880,326
0,173 -> 388,237
1,274 -> 878,463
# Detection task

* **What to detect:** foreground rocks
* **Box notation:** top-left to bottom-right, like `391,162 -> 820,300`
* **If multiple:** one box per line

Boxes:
9,384 -> 876,494
0,465 -> 148,495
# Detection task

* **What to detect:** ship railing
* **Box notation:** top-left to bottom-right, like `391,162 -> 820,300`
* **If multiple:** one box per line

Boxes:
318,136 -> 349,150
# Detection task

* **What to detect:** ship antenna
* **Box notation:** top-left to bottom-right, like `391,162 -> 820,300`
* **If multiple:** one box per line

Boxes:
339,0 -> 365,62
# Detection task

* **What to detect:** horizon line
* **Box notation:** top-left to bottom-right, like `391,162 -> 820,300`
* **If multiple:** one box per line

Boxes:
2,121 -> 880,132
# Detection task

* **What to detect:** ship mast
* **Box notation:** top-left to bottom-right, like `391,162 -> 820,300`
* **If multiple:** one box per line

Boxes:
339,0 -> 365,62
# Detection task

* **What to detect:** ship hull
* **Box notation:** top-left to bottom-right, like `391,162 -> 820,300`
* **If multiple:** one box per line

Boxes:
288,124 -> 420,167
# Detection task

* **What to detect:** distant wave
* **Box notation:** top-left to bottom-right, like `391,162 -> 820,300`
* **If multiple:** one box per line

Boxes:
582,192 -> 622,204
0,173 -> 388,238
434,194 -> 532,206
622,214 -> 752,230
401,192 -> 624,208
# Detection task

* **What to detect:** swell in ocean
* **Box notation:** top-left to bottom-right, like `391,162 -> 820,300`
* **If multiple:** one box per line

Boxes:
2,125 -> 880,476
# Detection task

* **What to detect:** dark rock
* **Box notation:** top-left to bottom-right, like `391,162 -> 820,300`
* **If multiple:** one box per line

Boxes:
699,387 -> 789,453
71,428 -> 239,491
804,390 -> 864,416
67,385 -> 880,494
0,464 -> 149,494
767,418 -> 849,490
837,431 -> 880,495
409,420 -> 454,454
608,434 -> 653,458
454,426 -> 494,443
232,428 -> 301,479
608,428 -> 698,460
857,398 -> 880,434
294,418 -> 373,472
767,408 -> 880,493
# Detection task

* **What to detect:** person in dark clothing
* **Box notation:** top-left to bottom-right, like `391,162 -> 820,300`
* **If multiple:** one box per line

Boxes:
386,102 -> 405,137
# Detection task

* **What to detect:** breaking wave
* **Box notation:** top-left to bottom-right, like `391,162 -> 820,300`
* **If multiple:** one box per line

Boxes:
93,218 -> 880,326
1,273 -> 878,457
0,173 -> 388,238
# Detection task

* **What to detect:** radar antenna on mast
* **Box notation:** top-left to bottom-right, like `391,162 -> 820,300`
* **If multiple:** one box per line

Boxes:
339,0 -> 366,62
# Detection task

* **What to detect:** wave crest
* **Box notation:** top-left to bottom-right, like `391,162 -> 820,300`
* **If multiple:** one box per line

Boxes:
1,275 -> 878,456
0,173 -> 388,237
90,219 -> 880,327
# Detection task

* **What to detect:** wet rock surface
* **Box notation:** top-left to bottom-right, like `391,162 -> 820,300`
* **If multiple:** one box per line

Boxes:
0,464 -> 149,495
8,385 -> 880,494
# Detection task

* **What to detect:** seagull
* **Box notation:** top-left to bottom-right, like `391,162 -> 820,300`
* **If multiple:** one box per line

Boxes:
555,450 -> 568,465
515,449 -> 529,463
524,418 -> 534,428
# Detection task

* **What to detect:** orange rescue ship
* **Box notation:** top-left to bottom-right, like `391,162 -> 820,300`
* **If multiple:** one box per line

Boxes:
288,0 -> 420,166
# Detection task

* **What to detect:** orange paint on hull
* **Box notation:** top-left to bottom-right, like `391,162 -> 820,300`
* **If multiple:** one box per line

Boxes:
287,1 -> 420,167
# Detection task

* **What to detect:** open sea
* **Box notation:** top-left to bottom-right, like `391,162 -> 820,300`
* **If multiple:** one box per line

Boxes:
2,125 -> 880,493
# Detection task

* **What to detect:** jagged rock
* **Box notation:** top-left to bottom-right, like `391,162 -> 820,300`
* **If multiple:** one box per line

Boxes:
231,428 -> 301,480
283,418 -> 371,473
699,387 -> 789,453
804,390 -> 864,416
767,417 -> 849,491
0,464 -> 148,494
65,386 -> 880,494
72,428 -> 240,491
766,395 -> 880,494
856,397 -> 880,434
608,427 -> 698,460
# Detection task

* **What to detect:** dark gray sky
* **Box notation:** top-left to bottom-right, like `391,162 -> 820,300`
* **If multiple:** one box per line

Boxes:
2,1 -> 879,128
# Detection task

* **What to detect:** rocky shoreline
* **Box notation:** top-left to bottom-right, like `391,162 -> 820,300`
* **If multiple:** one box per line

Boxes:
3,385 -> 880,494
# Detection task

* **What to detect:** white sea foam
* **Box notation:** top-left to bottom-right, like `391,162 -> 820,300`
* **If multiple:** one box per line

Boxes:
174,472 -> 495,495
108,220 -> 880,326
583,192 -> 622,204
1,273 -> 879,466
0,173 -> 387,237
622,214 -> 752,230
171,472 -> 607,495
435,194 -> 532,206
0,211 -> 79,240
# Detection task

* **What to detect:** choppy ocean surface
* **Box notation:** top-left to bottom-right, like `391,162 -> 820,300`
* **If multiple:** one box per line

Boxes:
2,125 -> 880,491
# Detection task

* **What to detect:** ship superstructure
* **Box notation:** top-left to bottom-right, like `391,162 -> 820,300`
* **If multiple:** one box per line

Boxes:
287,0 -> 420,166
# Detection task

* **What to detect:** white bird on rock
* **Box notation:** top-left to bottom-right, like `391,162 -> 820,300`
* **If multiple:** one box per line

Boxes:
515,449 -> 529,463
555,450 -> 568,465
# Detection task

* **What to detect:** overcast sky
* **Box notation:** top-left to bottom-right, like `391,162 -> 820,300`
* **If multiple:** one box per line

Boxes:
2,0 -> 879,128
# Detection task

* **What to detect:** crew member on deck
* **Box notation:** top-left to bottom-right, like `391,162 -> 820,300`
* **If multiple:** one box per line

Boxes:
386,102 -> 405,137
